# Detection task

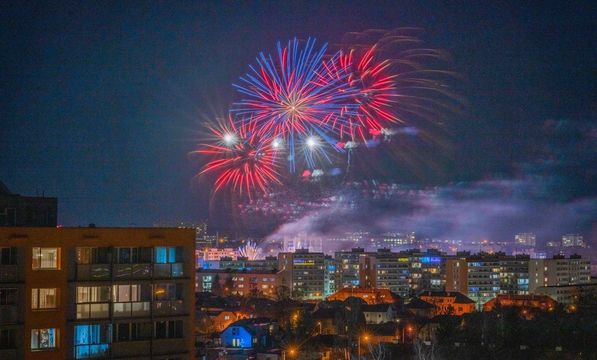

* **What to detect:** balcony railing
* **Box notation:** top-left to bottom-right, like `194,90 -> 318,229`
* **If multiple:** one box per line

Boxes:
76,263 -> 184,280
153,300 -> 185,316
113,301 -> 151,318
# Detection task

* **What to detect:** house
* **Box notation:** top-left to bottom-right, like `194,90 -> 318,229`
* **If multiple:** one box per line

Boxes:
221,318 -> 277,350
405,297 -> 436,319
362,303 -> 397,324
418,291 -> 475,316
211,310 -> 249,332
327,287 -> 400,304
483,294 -> 558,315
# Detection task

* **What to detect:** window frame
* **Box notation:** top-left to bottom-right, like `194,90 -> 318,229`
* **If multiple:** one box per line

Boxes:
32,247 -> 60,270
30,328 -> 58,351
31,288 -> 58,310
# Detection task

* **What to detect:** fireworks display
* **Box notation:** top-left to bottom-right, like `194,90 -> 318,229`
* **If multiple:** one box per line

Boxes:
231,37 -> 359,172
237,240 -> 263,260
193,118 -> 282,195
194,29 -> 457,196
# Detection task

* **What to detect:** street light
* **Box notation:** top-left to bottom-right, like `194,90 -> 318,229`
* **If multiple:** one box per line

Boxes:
358,333 -> 370,360
283,345 -> 297,360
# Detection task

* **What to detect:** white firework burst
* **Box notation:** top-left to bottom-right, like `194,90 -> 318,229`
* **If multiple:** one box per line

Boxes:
237,241 -> 263,260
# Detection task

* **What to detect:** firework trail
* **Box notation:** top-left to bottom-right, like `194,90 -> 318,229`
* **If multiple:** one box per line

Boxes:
231,37 -> 359,172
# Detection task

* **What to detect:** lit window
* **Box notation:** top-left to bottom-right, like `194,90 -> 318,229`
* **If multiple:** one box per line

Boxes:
31,328 -> 57,350
32,248 -> 59,270
32,288 -> 58,310
74,324 -> 110,358
155,247 -> 178,264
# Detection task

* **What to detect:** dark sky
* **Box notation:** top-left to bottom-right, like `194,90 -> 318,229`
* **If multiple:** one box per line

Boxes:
1,1 -> 595,228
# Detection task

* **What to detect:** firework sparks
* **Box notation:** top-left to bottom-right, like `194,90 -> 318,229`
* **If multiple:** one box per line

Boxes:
237,240 -> 263,260
231,37 -> 359,171
194,118 -> 282,195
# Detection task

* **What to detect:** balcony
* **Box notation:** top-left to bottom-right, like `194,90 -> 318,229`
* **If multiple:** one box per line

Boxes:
152,338 -> 188,355
154,263 -> 184,278
113,301 -> 151,318
111,340 -> 151,358
76,264 -> 111,281
113,263 -> 151,279
153,300 -> 185,316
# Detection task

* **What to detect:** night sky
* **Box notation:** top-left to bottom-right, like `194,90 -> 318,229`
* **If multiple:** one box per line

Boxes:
2,1 -> 595,238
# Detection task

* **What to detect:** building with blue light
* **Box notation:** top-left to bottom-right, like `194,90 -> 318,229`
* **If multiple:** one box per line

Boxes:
220,318 -> 277,350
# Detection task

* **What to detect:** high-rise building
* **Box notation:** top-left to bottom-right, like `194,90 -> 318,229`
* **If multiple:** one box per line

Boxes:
514,233 -> 536,247
373,249 -> 410,297
561,234 -> 586,248
529,255 -> 591,292
499,255 -> 530,295
446,253 -> 502,308
405,249 -> 446,293
0,182 -> 57,227
334,248 -> 365,289
277,249 -> 325,300
0,227 -> 195,360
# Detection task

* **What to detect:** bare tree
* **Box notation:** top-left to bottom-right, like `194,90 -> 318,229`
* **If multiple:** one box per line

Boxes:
367,342 -> 388,360
413,338 -> 440,360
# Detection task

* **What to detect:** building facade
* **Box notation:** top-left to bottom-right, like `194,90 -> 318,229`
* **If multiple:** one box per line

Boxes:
529,255 -> 591,292
0,183 -> 57,227
0,227 -> 195,360
278,249 -> 325,300
196,269 -> 278,298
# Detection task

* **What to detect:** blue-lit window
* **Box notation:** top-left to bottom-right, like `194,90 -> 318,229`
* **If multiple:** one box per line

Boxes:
74,324 -> 110,359
155,247 -> 179,264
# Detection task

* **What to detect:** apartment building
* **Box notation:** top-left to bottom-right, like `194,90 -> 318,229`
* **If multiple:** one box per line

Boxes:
529,255 -> 591,292
196,269 -> 277,298
278,249 -> 325,300
0,227 -> 195,360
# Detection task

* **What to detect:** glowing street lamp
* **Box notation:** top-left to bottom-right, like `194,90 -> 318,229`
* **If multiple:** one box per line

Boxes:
358,333 -> 370,360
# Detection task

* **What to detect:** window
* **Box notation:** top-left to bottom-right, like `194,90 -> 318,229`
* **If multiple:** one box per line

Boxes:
116,323 -> 130,342
112,284 -> 151,317
132,322 -> 153,340
0,247 -> 17,265
32,288 -> 58,310
32,247 -> 59,270
0,329 -> 16,349
74,324 -> 110,359
0,288 -> 17,305
77,247 -> 111,265
155,247 -> 181,264
154,283 -> 182,301
31,328 -> 58,350
115,247 -> 152,264
76,286 -> 110,319
155,321 -> 183,339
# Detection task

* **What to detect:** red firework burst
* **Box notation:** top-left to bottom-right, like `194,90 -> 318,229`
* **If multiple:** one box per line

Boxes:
195,119 -> 282,195
337,45 -> 398,141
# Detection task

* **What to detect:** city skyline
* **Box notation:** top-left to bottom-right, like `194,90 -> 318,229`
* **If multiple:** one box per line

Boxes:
2,1 -> 595,245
